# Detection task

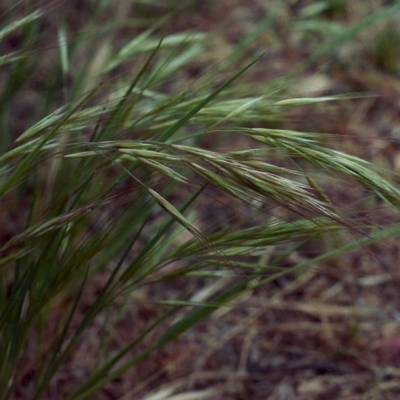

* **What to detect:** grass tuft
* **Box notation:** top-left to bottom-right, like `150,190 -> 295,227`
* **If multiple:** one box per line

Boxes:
1,1 -> 400,398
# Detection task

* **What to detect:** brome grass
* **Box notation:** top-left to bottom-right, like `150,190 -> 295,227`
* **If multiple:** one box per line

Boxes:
1,1 -> 400,398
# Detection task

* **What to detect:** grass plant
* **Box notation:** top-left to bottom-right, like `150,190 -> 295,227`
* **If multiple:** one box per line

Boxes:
1,1 -> 400,398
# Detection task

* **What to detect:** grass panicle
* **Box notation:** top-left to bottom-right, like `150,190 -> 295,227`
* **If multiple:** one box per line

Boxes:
1,1 -> 400,398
